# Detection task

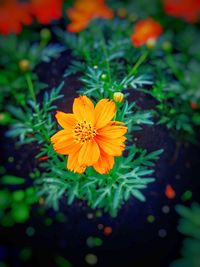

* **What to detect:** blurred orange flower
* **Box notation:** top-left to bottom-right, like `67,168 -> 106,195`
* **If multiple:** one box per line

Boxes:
165,184 -> 176,199
66,0 -> 114,32
30,0 -> 63,24
0,0 -> 62,35
51,96 -> 127,174
131,18 -> 163,47
164,0 -> 200,23
0,0 -> 32,35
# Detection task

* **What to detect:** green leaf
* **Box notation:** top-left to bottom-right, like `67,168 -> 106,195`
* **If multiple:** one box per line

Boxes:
113,185 -> 122,209
131,189 -> 146,202
55,256 -> 72,267
11,203 -> 30,223
1,175 -> 25,185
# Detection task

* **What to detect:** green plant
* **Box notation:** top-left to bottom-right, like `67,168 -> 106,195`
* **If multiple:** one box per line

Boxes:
0,34 -> 64,109
170,204 -> 200,267
35,144 -> 162,216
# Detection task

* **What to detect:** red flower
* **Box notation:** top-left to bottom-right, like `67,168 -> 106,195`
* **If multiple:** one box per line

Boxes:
0,0 -> 32,35
131,18 -> 163,47
164,0 -> 200,23
30,0 -> 63,24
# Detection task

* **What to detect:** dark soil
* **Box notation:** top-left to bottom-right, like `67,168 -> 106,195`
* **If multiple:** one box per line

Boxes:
1,50 -> 200,267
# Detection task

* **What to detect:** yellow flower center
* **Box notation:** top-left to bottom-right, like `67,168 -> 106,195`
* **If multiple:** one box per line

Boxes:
74,121 -> 97,143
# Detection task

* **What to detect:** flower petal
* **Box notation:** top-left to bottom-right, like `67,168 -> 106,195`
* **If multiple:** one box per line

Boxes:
73,96 -> 95,123
97,123 -> 128,138
67,151 -> 86,174
55,111 -> 77,129
95,135 -> 126,156
52,136 -> 81,155
51,129 -> 72,143
94,99 -> 116,129
78,140 -> 100,166
93,150 -> 114,174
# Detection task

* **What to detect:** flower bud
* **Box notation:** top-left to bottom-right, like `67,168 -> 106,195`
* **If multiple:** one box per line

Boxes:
129,14 -> 138,22
0,112 -> 12,125
113,92 -> 124,103
19,59 -> 30,72
146,38 -> 156,49
117,8 -> 127,18
101,73 -> 107,81
162,41 -> 172,52
40,28 -> 51,42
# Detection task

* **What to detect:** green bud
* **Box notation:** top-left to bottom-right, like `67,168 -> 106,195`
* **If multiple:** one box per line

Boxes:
40,28 -> 51,42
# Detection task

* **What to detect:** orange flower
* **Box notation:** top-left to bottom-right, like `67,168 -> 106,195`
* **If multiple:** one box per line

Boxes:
0,0 -> 32,35
0,0 -> 63,35
51,96 -> 127,174
30,0 -> 63,24
66,0 -> 114,32
131,18 -> 163,47
164,0 -> 200,23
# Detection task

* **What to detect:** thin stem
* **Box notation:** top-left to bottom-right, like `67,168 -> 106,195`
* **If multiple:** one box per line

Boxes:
166,54 -> 183,82
166,54 -> 191,93
128,50 -> 149,78
99,30 -> 111,82
26,73 -> 37,104
25,73 -> 49,142
113,102 -> 120,121
170,142 -> 181,165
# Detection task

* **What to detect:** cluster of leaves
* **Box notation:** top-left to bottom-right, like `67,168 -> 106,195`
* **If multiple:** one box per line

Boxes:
0,35 -> 65,226
148,24 -> 200,143
151,79 -> 200,142
0,82 -> 64,226
171,203 -> 200,267
35,144 -> 162,216
0,34 -> 64,112
6,81 -> 64,145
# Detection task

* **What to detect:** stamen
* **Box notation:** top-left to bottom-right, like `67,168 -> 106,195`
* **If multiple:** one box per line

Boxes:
73,121 -> 97,143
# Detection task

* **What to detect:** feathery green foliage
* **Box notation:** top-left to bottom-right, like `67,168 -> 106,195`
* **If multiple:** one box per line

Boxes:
171,204 -> 200,267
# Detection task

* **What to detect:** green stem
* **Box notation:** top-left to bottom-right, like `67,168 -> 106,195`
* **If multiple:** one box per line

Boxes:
26,73 -> 37,104
128,50 -> 149,77
39,39 -> 47,50
113,102 -> 120,121
25,73 -> 49,142
166,54 -> 184,82
99,29 -> 111,82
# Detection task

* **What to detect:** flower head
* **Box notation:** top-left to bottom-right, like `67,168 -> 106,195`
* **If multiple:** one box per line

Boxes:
66,0 -> 114,32
164,0 -> 200,23
51,96 -> 127,174
131,18 -> 163,47
0,0 -> 62,35
30,0 -> 63,24
0,0 -> 32,35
